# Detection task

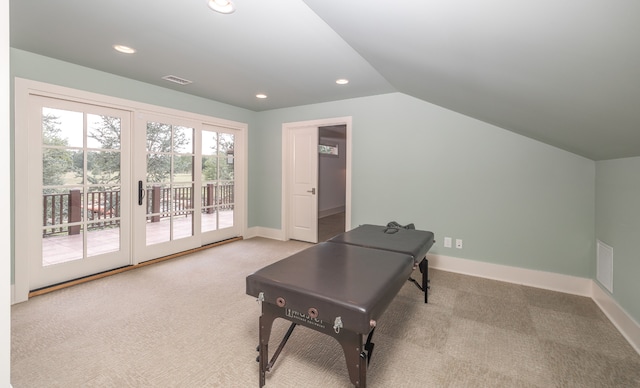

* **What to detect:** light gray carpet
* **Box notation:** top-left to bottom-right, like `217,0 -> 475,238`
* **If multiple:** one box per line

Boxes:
11,238 -> 640,387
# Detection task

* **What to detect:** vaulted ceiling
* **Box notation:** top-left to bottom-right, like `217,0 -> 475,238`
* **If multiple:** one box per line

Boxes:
10,0 -> 640,160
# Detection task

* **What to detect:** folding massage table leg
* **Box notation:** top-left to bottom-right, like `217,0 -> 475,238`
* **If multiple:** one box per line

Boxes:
421,257 -> 430,303
407,257 -> 430,303
258,302 -> 369,388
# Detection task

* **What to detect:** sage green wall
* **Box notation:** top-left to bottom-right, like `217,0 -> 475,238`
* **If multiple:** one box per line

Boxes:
595,157 -> 640,323
253,93 -> 595,278
10,49 -> 598,283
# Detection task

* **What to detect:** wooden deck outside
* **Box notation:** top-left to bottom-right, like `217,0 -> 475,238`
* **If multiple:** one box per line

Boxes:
42,210 -> 234,266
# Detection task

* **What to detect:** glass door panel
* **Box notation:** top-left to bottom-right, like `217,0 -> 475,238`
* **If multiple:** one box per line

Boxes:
201,129 -> 235,233
86,185 -> 121,257
145,122 -> 195,246
30,97 -> 130,290
41,107 -> 123,264
42,186 -> 84,265
133,115 -> 243,263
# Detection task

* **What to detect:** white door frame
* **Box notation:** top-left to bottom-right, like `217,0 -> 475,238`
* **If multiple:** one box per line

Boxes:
13,78 -> 247,303
281,116 -> 352,241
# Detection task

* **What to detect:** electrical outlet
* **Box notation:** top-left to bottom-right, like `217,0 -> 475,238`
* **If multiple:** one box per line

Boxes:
456,239 -> 463,249
444,237 -> 452,248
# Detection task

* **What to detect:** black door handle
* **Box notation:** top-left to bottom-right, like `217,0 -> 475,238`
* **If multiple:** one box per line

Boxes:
138,181 -> 144,206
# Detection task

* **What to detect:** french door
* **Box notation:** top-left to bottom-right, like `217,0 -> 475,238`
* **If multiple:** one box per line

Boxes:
132,115 -> 243,262
27,96 -> 131,290
17,81 -> 245,295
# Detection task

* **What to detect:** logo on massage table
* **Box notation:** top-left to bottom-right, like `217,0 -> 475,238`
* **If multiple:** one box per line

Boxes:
285,308 -> 325,329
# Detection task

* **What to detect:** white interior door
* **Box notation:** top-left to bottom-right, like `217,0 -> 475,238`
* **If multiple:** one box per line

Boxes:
288,126 -> 318,243
27,96 -> 131,290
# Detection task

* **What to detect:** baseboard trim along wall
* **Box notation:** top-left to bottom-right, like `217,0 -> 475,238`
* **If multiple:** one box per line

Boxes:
429,253 -> 640,355
245,226 -> 285,241
591,281 -> 640,355
429,254 -> 592,296
319,205 -> 345,219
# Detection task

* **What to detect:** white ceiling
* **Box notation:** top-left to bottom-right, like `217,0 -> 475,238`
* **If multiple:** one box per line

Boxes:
10,0 -> 640,160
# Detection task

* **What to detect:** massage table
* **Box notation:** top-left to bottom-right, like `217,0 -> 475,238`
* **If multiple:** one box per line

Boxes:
246,224 -> 435,387
328,224 -> 434,303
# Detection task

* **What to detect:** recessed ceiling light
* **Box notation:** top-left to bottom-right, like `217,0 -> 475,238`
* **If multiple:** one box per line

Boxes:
207,0 -> 235,14
256,93 -> 267,99
113,45 -> 136,54
336,78 -> 349,85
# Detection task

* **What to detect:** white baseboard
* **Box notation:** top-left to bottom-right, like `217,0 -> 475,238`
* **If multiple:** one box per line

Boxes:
428,254 -> 592,296
428,253 -> 639,354
245,226 -> 285,241
11,284 -> 27,305
592,282 -> 640,355
319,205 -> 345,219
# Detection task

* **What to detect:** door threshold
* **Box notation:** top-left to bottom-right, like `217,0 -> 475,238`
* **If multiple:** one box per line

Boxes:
29,236 -> 243,298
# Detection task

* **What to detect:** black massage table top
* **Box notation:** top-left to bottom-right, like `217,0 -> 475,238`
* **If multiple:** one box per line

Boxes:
246,242 -> 414,334
328,224 -> 435,263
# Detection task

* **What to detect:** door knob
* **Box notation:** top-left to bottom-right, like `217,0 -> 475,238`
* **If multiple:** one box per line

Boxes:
307,188 -> 316,195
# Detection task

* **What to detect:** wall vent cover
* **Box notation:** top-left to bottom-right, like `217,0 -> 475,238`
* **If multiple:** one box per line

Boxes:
596,240 -> 613,293
162,75 -> 193,85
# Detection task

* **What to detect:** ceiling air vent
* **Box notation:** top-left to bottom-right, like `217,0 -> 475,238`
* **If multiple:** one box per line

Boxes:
162,75 -> 192,85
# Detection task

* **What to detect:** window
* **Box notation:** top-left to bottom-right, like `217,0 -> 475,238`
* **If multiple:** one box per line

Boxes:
318,143 -> 338,156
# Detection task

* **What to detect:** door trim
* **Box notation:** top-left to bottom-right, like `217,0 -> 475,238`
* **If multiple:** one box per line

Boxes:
281,117 -> 352,241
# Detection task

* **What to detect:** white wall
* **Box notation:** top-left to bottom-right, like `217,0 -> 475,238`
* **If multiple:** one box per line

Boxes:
2,0 -> 12,384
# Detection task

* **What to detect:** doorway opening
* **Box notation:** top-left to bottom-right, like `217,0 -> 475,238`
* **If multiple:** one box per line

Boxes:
318,125 -> 346,241
281,117 -> 351,244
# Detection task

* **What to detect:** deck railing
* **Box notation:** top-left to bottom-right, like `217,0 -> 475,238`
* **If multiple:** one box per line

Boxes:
43,183 -> 234,237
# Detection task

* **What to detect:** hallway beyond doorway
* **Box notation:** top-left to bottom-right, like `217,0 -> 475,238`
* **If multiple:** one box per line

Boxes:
318,212 -> 345,242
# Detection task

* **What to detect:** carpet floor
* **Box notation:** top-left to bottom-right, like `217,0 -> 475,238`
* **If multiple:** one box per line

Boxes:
11,237 -> 640,387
